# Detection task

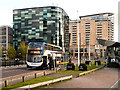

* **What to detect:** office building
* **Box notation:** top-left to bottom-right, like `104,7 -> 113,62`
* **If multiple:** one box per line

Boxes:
69,13 -> 114,58
118,2 -> 120,42
0,26 -> 13,58
13,6 -> 70,54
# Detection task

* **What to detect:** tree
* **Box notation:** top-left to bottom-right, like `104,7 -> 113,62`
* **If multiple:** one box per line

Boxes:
19,41 -> 28,59
70,51 -> 73,57
0,44 -> 2,57
7,45 -> 16,59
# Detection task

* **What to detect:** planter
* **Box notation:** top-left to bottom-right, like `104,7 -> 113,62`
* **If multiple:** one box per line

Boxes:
67,63 -> 75,70
95,61 -> 101,65
79,63 -> 87,71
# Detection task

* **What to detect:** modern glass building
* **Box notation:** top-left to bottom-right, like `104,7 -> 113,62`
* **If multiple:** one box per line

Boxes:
13,6 -> 70,54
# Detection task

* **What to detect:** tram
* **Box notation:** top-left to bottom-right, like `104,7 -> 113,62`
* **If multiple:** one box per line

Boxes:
26,42 -> 63,69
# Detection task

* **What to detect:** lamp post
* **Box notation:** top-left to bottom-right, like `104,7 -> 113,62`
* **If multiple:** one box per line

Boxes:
77,11 -> 80,66
77,11 -> 82,66
80,33 -> 81,64
89,39 -> 90,60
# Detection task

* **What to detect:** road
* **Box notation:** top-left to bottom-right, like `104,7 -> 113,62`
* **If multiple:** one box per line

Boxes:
45,67 -> 119,88
1,65 -> 57,87
2,65 -> 43,78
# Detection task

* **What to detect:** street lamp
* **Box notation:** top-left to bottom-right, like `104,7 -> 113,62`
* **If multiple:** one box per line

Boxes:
89,38 -> 90,61
77,11 -> 80,66
79,33 -> 81,64
77,10 -> 81,66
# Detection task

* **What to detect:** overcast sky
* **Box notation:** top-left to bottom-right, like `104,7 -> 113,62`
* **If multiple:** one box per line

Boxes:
0,0 -> 119,41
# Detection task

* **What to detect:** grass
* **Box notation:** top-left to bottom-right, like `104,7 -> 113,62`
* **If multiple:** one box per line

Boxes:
2,76 -> 58,90
53,70 -> 83,76
51,61 -> 105,76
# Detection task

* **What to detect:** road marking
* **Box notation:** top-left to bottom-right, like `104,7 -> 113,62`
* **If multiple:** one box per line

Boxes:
110,78 -> 120,89
1,71 -> 43,80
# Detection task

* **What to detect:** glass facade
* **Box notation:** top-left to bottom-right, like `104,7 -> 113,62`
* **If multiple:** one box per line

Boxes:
13,6 -> 70,53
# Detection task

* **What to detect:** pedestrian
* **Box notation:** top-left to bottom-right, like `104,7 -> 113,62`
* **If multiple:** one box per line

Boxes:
49,57 -> 54,70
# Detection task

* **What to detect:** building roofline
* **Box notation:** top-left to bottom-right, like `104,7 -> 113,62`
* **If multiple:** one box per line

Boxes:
0,25 -> 12,28
79,13 -> 114,19
13,6 -> 68,16
13,6 -> 64,11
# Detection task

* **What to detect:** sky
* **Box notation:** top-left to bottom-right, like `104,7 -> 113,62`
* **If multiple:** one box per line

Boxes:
0,0 -> 119,41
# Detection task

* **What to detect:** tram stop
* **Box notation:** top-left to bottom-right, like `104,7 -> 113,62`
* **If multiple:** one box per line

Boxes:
97,39 -> 120,68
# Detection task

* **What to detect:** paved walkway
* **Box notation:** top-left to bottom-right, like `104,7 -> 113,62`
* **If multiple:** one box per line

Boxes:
45,67 -> 119,88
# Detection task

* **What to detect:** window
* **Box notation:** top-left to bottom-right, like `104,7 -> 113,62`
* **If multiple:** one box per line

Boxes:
48,45 -> 51,50
80,48 -> 83,52
75,49 -> 78,52
44,45 -> 48,50
53,47 -> 60,51
85,48 -> 88,52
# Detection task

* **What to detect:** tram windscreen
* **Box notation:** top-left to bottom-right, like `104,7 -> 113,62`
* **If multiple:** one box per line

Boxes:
27,42 -> 43,62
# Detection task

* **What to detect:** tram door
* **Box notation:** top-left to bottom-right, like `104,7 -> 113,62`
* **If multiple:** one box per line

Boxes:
42,56 -> 47,68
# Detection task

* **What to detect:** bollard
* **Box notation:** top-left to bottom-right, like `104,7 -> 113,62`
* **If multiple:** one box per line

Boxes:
89,62 -> 91,66
47,83 -> 49,86
35,73 -> 37,78
44,71 -> 46,76
28,85 -> 30,90
22,76 -> 25,82
96,62 -> 98,66
5,80 -> 8,87
56,68 -> 57,72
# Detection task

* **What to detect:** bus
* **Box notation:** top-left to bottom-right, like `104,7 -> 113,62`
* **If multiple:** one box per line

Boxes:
26,42 -> 63,69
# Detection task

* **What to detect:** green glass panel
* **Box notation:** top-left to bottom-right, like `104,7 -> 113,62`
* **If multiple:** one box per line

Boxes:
13,10 -> 18,14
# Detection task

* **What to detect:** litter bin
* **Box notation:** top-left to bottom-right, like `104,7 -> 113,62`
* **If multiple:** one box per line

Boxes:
79,63 -> 87,71
67,63 -> 75,70
95,61 -> 101,65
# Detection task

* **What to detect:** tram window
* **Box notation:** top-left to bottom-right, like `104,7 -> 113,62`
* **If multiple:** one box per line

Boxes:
45,45 -> 48,50
53,47 -> 60,51
54,47 -> 57,51
51,46 -> 53,50
53,47 -> 55,51
48,46 -> 51,50
56,47 -> 60,51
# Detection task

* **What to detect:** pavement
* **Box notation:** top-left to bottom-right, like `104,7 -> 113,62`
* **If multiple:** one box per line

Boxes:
45,67 -> 119,89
